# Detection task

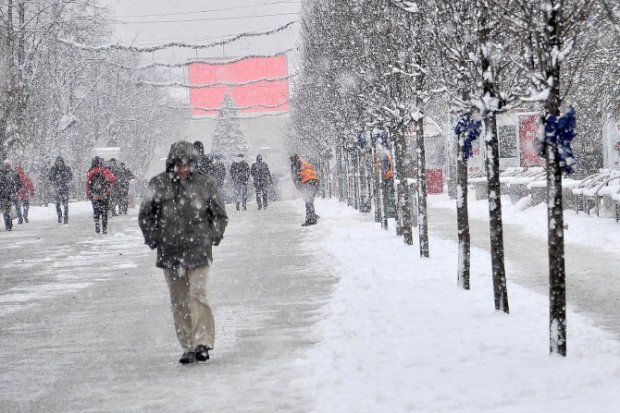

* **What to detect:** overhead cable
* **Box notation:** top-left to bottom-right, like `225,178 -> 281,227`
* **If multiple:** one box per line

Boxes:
59,21 -> 297,53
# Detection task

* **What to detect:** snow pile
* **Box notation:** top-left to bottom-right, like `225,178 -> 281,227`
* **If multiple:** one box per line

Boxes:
304,199 -> 620,412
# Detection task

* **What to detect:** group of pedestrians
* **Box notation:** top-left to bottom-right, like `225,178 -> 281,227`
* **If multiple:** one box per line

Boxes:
230,153 -> 273,211
192,140 -> 273,212
0,154 -> 135,233
1,159 -> 37,230
85,157 -> 135,234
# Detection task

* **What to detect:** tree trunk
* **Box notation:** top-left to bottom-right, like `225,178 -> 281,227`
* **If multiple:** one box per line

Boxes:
371,138 -> 383,224
336,143 -> 346,202
353,146 -> 360,210
483,112 -> 509,312
457,133 -> 471,290
393,124 -> 413,244
415,117 -> 429,257
546,5 -> 567,357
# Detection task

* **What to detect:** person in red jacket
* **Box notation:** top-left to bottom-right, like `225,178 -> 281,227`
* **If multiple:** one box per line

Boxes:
14,165 -> 34,224
86,156 -> 116,234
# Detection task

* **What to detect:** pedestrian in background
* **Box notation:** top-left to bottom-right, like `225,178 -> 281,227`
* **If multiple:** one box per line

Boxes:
230,154 -> 250,211
139,141 -> 228,365
290,154 -> 320,226
14,164 -> 35,224
86,156 -> 116,234
48,156 -> 73,224
117,162 -> 135,215
250,154 -> 272,210
107,158 -> 122,216
193,141 -> 214,178
0,160 -> 21,231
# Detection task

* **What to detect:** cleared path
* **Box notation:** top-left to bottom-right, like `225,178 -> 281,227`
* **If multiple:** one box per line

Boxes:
0,201 -> 334,412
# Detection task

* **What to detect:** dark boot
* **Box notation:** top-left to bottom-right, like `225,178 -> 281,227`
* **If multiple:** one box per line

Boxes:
194,345 -> 210,362
95,222 -> 100,234
179,351 -> 196,364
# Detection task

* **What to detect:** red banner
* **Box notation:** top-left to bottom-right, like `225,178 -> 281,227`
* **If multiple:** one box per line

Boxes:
518,114 -> 544,167
188,56 -> 289,116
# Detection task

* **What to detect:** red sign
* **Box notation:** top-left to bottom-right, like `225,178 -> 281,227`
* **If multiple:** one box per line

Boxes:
427,169 -> 444,194
188,56 -> 289,116
518,114 -> 544,167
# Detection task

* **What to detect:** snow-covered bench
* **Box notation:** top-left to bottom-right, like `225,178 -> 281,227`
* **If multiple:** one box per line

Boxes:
505,167 -> 546,204
572,170 -> 616,214
469,171 -> 489,200
613,192 -> 620,223
526,178 -> 581,208
582,173 -> 620,217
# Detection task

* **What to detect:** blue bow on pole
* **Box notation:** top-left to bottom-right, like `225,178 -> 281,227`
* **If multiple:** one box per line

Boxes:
454,115 -> 482,159
539,106 -> 576,174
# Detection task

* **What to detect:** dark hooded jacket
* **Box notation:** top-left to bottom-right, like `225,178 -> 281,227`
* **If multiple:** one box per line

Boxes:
0,164 -> 21,209
48,156 -> 73,197
250,155 -> 272,189
138,141 -> 228,269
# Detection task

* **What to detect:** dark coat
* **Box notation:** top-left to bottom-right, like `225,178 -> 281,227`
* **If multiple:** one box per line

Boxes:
138,141 -> 228,270
48,157 -> 73,197
250,158 -> 272,189
212,161 -> 226,188
0,168 -> 21,209
230,160 -> 250,185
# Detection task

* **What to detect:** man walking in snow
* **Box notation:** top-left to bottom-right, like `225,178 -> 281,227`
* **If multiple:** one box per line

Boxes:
86,156 -> 116,234
139,141 -> 228,364
250,154 -> 272,210
48,156 -> 73,224
230,154 -> 250,211
290,154 -> 320,226
0,160 -> 21,231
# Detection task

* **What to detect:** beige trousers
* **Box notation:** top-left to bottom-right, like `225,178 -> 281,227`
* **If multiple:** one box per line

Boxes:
163,266 -> 215,352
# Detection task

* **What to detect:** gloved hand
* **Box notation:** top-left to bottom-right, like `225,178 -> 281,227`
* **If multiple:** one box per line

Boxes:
212,236 -> 222,246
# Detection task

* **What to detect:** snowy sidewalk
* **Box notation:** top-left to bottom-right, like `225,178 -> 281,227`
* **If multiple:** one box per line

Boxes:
2,198 -> 620,412
0,201 -> 335,412
305,199 -> 620,413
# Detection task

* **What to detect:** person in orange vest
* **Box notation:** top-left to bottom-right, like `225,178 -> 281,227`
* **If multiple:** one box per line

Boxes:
290,154 -> 320,226
377,151 -> 396,218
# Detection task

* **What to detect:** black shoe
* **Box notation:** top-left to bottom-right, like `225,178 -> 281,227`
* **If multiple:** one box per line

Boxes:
58,216 -> 62,223
195,345 -> 210,362
179,351 -> 196,364
63,218 -> 68,224
18,219 -> 23,224
95,224 -> 100,234
301,220 -> 317,227
102,229 -> 107,235
24,218 -> 28,223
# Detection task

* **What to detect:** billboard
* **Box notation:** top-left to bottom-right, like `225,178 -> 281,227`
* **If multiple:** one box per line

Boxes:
518,114 -> 545,167
188,56 -> 289,116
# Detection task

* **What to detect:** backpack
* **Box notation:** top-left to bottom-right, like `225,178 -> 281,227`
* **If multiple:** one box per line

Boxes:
90,171 -> 108,201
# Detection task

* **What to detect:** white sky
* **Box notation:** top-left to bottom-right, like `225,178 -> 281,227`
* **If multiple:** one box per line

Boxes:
98,0 -> 301,63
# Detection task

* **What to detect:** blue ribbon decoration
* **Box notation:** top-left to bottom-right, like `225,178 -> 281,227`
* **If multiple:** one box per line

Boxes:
539,107 -> 576,174
454,115 -> 482,159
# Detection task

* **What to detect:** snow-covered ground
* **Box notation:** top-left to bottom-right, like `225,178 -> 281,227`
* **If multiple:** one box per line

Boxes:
2,198 -> 620,412
432,193 -> 620,255
305,198 -> 620,413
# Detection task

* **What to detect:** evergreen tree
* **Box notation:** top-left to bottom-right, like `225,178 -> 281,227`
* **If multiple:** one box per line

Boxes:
211,94 -> 249,161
